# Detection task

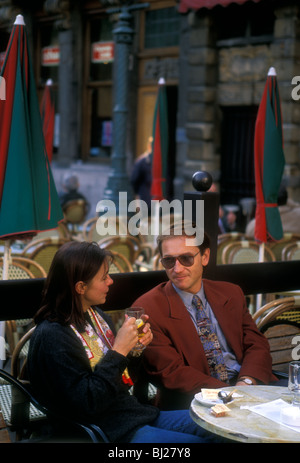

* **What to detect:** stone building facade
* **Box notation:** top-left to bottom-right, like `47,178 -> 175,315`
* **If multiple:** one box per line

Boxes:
0,0 -> 299,217
176,1 -> 300,209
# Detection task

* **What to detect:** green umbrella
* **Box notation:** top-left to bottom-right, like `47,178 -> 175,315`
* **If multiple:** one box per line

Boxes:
254,67 -> 285,244
0,15 -> 63,277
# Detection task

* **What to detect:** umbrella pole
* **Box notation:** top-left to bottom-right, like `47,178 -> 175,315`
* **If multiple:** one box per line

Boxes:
0,240 -> 11,366
3,239 -> 11,280
152,201 -> 160,247
256,242 -> 265,312
0,324 -> 4,367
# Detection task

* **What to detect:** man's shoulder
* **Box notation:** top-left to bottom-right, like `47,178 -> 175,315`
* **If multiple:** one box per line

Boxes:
204,278 -> 240,288
203,278 -> 244,296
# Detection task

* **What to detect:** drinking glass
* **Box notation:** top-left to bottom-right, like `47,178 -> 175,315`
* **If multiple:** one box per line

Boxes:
288,361 -> 300,407
125,307 -> 146,356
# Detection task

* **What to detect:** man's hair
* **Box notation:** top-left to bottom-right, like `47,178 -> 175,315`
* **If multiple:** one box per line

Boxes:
156,220 -> 210,255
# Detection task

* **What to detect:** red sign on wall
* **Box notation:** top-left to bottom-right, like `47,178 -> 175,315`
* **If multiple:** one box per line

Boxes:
42,46 -> 60,66
91,42 -> 114,63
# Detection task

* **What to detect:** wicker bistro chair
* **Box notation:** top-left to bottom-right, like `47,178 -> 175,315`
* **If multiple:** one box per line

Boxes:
21,237 -> 70,274
0,258 -> 36,280
82,216 -> 129,242
5,256 -> 47,279
134,243 -> 156,271
281,241 -> 300,261
217,232 -> 247,265
62,199 -> 89,225
0,329 -> 110,442
81,216 -> 99,241
253,296 -> 300,376
30,221 -> 72,242
62,199 -> 90,236
253,296 -> 300,329
0,257 -> 46,366
152,253 -> 164,270
109,251 -> 133,273
98,236 -> 140,265
269,233 -> 300,261
221,240 -> 276,265
0,368 -> 109,442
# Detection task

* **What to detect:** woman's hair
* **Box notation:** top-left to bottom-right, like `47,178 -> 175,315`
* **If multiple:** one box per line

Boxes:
156,220 -> 210,256
34,241 -> 112,330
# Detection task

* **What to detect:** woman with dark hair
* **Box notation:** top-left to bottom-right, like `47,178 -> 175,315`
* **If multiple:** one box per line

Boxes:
28,241 -> 220,443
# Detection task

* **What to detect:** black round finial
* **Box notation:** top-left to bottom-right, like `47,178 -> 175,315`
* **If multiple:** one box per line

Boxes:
192,171 -> 213,192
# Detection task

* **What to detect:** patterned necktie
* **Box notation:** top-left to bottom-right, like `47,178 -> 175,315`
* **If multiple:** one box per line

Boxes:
192,295 -> 228,382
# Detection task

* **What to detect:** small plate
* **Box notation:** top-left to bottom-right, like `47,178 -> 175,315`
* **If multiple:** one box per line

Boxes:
194,391 -> 238,407
194,392 -> 222,407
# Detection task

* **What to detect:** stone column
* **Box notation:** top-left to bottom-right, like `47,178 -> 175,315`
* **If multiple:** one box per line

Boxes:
271,5 -> 300,200
180,12 -> 219,192
56,3 -> 81,165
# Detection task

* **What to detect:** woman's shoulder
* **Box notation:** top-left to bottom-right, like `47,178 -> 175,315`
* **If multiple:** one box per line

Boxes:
34,319 -> 66,334
32,320 -> 75,348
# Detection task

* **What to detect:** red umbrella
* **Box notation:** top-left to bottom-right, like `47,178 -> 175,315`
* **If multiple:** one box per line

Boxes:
151,77 -> 168,201
254,67 -> 285,244
40,79 -> 55,163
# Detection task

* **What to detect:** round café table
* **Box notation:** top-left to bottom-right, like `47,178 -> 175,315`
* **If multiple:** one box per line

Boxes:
190,385 -> 300,443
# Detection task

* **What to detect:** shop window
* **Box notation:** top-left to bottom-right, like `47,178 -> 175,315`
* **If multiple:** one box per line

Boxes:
213,2 -> 275,45
90,86 -> 113,158
220,105 -> 258,205
144,7 -> 180,49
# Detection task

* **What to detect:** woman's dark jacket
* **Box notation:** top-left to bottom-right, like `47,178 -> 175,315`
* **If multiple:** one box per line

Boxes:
27,308 -> 158,442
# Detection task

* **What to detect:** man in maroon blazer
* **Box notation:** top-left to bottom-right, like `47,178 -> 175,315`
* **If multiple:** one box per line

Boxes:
133,223 -> 276,409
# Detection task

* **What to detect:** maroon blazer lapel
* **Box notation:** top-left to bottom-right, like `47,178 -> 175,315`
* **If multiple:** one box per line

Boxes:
203,279 -> 244,361
163,281 -> 212,372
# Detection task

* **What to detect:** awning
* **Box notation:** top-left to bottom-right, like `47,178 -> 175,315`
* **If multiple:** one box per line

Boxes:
179,0 -> 261,13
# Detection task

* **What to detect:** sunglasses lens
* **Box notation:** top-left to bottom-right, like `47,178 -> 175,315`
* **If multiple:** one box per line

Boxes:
160,257 -> 176,269
178,255 -> 194,267
160,255 -> 195,269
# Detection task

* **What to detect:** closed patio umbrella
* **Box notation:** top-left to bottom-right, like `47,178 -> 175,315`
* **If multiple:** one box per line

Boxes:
151,77 -> 168,201
254,67 -> 285,310
0,14 -> 63,259
150,78 -> 169,241
254,67 -> 285,245
0,15 -> 63,361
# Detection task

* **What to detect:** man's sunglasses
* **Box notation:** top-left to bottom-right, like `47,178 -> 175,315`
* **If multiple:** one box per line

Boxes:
160,251 -> 200,269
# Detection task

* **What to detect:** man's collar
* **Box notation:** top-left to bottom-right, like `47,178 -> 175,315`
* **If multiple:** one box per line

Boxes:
172,282 -> 205,307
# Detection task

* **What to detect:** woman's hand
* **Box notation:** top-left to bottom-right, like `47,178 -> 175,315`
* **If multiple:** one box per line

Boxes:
112,316 -> 139,357
112,315 -> 152,357
138,316 -> 153,348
